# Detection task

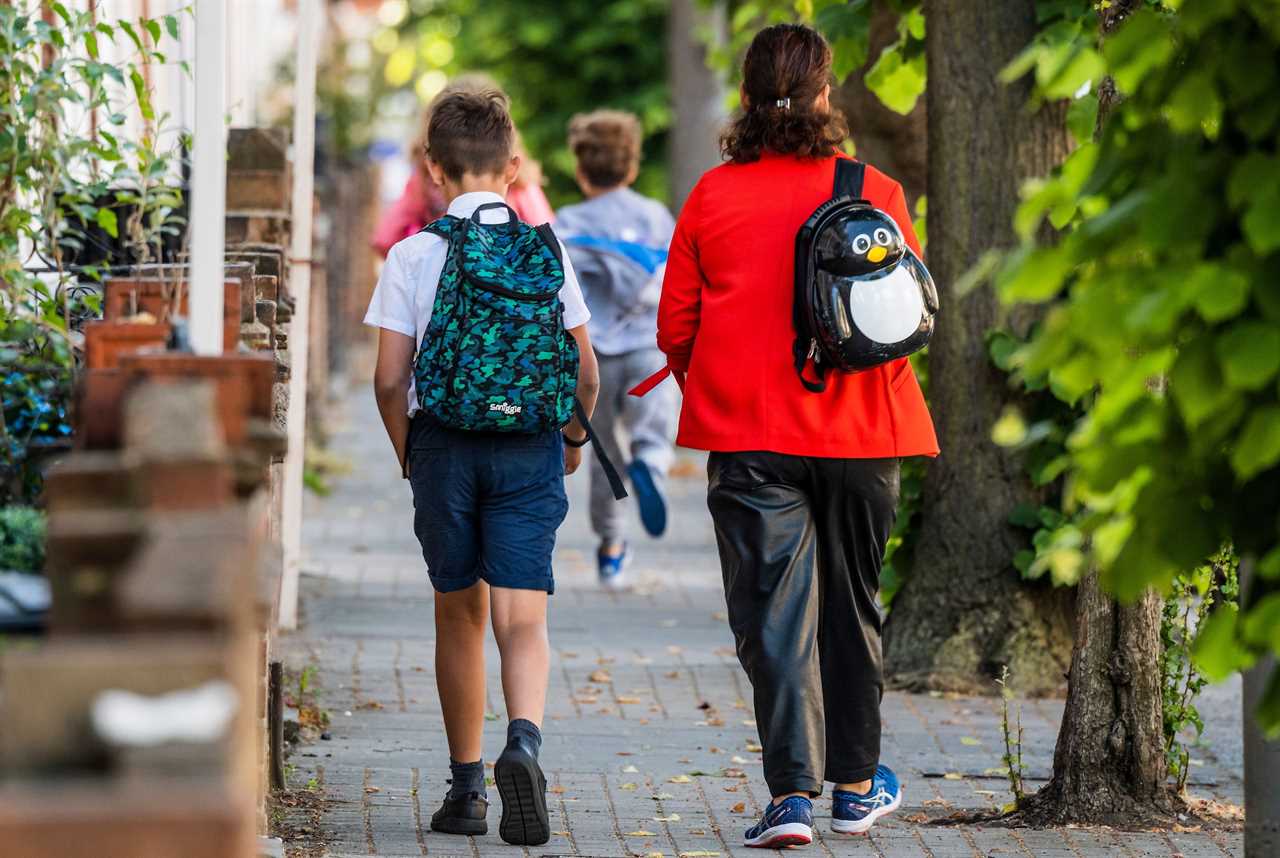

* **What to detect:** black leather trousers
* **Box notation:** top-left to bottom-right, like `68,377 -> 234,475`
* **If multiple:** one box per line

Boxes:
707,451 -> 899,797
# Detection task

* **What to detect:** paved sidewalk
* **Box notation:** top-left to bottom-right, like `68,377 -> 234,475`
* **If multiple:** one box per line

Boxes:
279,385 -> 1244,858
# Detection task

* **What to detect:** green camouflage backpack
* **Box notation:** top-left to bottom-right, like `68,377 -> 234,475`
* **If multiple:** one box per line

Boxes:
414,203 -> 580,433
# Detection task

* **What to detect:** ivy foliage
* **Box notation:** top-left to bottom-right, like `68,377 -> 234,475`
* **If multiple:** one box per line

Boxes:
994,1 -> 1280,731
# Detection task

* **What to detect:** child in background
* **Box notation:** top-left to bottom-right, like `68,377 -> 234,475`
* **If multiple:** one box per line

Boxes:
366,88 -> 599,846
556,110 -> 678,590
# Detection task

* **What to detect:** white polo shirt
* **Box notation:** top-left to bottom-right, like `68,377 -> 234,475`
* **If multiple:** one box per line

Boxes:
364,191 -> 592,415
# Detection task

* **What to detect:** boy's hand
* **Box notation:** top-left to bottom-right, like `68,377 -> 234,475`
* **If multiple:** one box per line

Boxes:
564,444 -> 583,475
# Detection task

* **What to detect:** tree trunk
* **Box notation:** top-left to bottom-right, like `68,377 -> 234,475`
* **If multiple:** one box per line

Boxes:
882,0 -> 1075,697
667,0 -> 728,212
1017,573 -> 1175,824
1013,0 -> 1179,824
830,2 -> 927,206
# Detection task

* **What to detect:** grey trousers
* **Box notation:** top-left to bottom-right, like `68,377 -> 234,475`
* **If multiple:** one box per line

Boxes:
590,348 -> 679,544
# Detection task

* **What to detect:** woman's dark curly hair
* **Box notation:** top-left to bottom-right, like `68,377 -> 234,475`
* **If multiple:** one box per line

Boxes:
721,23 -> 848,164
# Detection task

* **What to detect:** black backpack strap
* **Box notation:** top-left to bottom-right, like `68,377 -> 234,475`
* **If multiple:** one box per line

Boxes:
833,158 -> 865,199
535,223 -> 564,268
573,399 -> 628,500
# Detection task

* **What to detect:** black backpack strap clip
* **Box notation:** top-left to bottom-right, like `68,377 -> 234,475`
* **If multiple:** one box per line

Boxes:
572,398 -> 628,500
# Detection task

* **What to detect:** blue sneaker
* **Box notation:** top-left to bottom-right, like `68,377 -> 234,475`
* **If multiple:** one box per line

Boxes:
831,765 -> 902,834
627,460 -> 667,537
597,543 -> 630,591
743,795 -> 813,848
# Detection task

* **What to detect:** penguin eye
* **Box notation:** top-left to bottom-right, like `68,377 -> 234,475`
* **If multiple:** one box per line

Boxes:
852,235 -> 872,254
873,228 -> 892,246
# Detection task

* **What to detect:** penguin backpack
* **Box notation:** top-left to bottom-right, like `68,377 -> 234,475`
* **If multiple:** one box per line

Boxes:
792,159 -> 939,392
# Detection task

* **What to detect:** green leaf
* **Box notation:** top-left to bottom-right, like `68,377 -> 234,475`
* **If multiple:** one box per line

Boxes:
117,19 -> 143,52
1164,71 -> 1223,135
1189,265 -> 1250,323
164,15 -> 180,41
1230,406 -> 1280,480
143,18 -> 162,45
129,68 -> 155,122
1242,593 -> 1280,654
84,30 -> 98,60
992,407 -> 1028,447
1256,669 -> 1280,738
1241,183 -> 1280,255
1067,92 -> 1099,144
1216,322 -> 1280,390
999,245 -> 1073,302
95,207 -> 118,238
1192,605 -> 1253,682
1170,339 -> 1233,429
864,44 -> 925,115
1102,9 -> 1174,93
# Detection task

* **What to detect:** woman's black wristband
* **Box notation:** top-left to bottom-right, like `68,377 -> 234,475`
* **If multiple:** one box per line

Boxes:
563,432 -> 589,448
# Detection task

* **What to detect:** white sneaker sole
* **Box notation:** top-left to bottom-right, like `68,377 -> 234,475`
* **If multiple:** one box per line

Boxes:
831,791 -> 902,835
743,821 -> 813,848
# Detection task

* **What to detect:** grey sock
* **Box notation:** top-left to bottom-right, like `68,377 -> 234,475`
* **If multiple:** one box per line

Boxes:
447,758 -> 484,799
507,718 -> 542,758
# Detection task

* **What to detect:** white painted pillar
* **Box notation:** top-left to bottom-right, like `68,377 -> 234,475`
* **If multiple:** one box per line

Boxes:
279,0 -> 322,630
188,0 -> 227,355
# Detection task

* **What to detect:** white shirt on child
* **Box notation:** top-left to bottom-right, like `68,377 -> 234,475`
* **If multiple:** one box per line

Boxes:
364,190 -> 592,416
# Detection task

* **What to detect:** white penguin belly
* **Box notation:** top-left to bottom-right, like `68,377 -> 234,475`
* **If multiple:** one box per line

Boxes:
846,264 -> 926,344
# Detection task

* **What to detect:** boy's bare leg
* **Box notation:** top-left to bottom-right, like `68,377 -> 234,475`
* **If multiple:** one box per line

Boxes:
434,582 -> 490,761
489,586 -> 549,725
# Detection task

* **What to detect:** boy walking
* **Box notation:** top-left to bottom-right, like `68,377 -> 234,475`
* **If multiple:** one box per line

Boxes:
366,89 -> 599,846
556,110 -> 678,590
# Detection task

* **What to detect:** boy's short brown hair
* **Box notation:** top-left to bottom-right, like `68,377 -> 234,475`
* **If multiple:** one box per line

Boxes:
568,110 -> 643,189
427,89 -> 515,181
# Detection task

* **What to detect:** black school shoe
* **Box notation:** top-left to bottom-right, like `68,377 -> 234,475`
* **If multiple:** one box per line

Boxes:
495,734 -> 550,845
430,791 -> 488,836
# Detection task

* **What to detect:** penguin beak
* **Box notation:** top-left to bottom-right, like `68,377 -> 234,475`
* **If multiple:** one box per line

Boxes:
866,246 -> 887,264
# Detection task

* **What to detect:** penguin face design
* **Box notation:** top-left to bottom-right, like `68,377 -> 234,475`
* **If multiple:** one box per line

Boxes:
807,203 -> 938,370
814,208 -> 907,278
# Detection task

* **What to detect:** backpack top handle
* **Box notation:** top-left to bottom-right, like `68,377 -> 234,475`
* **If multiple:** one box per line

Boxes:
470,201 -> 520,228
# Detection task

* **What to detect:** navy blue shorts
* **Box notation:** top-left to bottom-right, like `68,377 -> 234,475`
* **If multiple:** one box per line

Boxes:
407,414 -> 567,594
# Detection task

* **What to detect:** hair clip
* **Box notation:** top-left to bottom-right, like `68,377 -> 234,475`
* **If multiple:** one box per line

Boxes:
775,97 -> 791,109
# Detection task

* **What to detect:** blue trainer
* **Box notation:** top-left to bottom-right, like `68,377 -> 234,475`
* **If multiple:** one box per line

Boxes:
597,543 -> 630,591
626,460 -> 667,537
831,765 -> 902,834
743,795 -> 813,849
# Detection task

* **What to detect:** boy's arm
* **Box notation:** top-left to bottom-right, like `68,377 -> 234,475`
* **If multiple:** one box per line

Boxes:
561,323 -> 599,475
373,328 -> 416,475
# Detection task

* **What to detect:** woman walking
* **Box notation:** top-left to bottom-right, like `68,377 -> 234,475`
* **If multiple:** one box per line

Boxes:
653,23 -> 938,848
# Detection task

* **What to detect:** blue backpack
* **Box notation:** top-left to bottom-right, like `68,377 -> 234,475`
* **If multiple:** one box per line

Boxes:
413,202 -> 627,498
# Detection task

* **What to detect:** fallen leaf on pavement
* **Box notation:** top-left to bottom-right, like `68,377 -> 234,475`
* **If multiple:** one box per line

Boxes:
589,669 -> 612,683
730,802 -> 746,814
668,775 -> 692,784
622,765 -> 640,773
730,756 -> 749,765
679,852 -> 720,857
617,751 -> 634,756
744,742 -> 762,753
620,782 -> 638,791
943,772 -> 963,780
617,696 -> 643,704
960,737 -> 980,746
627,830 -> 658,837
364,786 -> 380,794
653,814 -> 680,822
549,786 -> 566,794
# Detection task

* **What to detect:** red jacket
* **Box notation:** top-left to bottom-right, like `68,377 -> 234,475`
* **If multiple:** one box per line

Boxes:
654,152 -> 939,459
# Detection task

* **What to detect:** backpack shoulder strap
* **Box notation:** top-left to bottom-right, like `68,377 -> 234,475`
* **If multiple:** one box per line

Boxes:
421,215 -> 460,240
833,158 -> 865,200
534,223 -> 564,268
